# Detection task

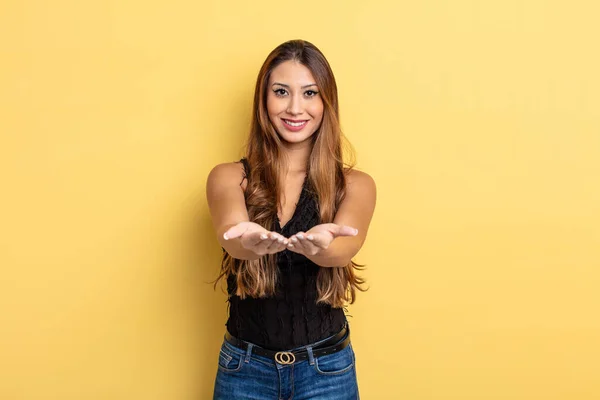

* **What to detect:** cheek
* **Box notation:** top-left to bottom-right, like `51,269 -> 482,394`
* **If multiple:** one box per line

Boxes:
309,103 -> 324,123
266,97 -> 277,117
266,94 -> 286,117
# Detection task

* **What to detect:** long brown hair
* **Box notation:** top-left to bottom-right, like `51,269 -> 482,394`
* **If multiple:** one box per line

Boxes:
214,39 -> 366,308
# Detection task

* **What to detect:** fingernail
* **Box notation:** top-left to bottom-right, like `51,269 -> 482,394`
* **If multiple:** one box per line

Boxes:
291,237 -> 298,243
297,234 -> 304,240
354,229 -> 359,235
288,244 -> 294,248
278,238 -> 283,243
223,233 -> 229,240
307,235 -> 314,240
260,234 -> 268,240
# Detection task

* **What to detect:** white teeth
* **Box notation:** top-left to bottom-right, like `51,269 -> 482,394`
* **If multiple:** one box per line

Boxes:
284,120 -> 307,127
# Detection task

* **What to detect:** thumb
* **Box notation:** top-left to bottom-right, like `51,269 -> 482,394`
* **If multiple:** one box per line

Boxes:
223,222 -> 250,240
332,225 -> 359,238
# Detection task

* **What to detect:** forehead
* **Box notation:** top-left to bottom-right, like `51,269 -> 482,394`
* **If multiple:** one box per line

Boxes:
269,60 -> 317,86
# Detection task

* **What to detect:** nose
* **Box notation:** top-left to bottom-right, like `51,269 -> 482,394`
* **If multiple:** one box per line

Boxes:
286,94 -> 303,115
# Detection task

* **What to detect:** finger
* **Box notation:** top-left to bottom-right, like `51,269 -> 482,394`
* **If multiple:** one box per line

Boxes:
267,234 -> 287,251
297,233 -> 311,250
299,238 -> 319,255
258,237 -> 278,253
288,232 -> 307,252
268,232 -> 288,243
287,243 -> 300,253
269,240 -> 288,253
331,225 -> 359,238
252,232 -> 283,254
242,231 -> 270,249
305,233 -> 328,249
223,222 -> 250,240
287,235 -> 296,250
288,236 -> 314,255
252,232 -> 271,247
287,238 -> 304,253
289,232 -> 305,247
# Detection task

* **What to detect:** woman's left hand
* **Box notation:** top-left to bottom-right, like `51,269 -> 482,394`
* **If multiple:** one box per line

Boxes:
286,223 -> 358,257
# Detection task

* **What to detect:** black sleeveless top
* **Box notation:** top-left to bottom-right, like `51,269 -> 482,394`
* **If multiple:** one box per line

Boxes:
224,159 -> 347,350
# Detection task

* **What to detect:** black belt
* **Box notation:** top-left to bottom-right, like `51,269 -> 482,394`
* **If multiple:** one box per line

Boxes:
224,324 -> 351,365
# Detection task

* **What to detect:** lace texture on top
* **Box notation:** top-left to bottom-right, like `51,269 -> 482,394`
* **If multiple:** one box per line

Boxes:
224,158 -> 347,350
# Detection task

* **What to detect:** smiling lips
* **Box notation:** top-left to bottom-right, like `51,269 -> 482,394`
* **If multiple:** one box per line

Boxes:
282,118 -> 308,131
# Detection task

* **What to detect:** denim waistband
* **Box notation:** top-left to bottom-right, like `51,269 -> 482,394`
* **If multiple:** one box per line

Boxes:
226,320 -> 349,353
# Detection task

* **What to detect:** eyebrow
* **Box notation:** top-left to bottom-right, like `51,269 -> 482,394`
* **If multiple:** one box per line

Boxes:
272,82 -> 318,89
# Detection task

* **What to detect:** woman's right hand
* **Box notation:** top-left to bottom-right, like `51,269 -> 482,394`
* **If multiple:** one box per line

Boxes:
223,222 -> 289,256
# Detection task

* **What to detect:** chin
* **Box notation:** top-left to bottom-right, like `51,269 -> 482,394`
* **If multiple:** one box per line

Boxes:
278,131 -> 315,144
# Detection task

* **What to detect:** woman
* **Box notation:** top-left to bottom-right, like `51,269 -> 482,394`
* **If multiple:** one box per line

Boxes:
206,39 -> 376,400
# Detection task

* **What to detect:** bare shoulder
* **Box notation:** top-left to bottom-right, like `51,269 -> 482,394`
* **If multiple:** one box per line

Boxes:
206,161 -> 246,192
333,167 -> 376,233
345,168 -> 376,196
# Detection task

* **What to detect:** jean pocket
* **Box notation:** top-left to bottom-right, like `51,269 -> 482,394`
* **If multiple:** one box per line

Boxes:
218,342 -> 244,373
314,344 -> 355,375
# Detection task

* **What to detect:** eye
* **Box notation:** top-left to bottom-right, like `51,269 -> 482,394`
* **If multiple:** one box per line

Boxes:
273,88 -> 288,97
305,90 -> 319,97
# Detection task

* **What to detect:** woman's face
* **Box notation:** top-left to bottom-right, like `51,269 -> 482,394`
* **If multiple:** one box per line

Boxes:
266,60 -> 324,145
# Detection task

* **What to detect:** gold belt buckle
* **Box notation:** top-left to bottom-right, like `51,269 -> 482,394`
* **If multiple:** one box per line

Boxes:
274,351 -> 296,365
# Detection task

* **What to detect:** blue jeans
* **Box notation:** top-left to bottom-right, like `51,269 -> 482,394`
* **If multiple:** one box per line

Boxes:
213,329 -> 360,399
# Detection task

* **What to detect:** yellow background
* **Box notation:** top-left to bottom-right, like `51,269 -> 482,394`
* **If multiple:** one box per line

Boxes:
1,0 -> 599,399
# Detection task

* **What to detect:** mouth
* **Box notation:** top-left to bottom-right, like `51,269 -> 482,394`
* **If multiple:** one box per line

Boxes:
282,118 -> 309,130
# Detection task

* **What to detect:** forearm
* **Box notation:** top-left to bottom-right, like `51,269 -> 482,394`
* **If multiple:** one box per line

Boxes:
223,240 -> 262,260
306,236 -> 362,268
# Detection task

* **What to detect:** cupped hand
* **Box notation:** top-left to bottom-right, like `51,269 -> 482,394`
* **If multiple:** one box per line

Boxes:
223,221 -> 289,256
286,223 -> 358,257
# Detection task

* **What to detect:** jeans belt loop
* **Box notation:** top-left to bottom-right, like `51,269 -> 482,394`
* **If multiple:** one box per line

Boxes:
306,346 -> 316,366
244,342 -> 253,363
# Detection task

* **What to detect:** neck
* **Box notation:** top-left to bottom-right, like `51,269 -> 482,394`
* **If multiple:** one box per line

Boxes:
281,141 -> 311,173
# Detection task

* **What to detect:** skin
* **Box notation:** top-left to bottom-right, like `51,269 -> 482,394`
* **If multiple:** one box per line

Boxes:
267,60 -> 324,147
206,60 -> 376,267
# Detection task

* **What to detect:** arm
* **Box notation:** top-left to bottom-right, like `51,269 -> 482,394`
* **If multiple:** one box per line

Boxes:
288,169 -> 377,267
206,162 -> 288,260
